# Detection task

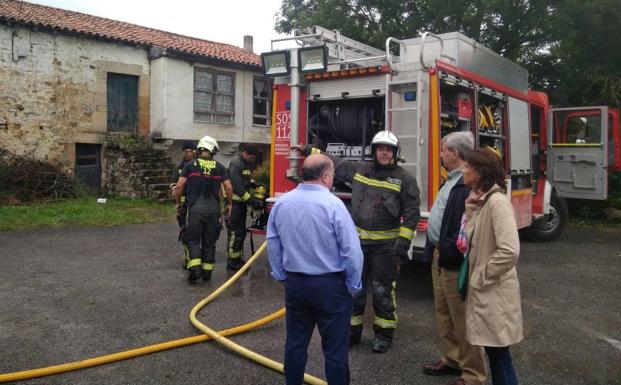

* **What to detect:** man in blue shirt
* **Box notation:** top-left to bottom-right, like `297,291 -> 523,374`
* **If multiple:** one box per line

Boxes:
267,154 -> 363,385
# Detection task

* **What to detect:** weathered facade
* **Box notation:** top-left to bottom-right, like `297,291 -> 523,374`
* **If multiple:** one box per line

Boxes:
0,0 -> 268,194
0,23 -> 150,168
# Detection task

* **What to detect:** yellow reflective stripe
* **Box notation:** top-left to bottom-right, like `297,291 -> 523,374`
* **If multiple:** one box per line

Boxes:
399,227 -> 415,241
187,258 -> 202,268
353,173 -> 401,192
202,263 -> 214,271
374,282 -> 398,329
228,233 -> 236,254
180,196 -> 186,203
228,252 -> 241,258
232,191 -> 251,202
373,316 -> 397,329
350,315 -> 364,327
310,147 -> 322,154
356,227 -> 400,240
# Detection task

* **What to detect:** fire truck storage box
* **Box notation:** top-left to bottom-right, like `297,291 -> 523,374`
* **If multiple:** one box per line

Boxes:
401,32 -> 528,94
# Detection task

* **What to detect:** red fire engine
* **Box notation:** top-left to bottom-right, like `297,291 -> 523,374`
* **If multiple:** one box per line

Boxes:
261,26 -> 621,255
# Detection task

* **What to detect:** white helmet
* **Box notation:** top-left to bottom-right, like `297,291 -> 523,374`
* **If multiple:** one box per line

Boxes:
197,135 -> 219,154
371,130 -> 400,158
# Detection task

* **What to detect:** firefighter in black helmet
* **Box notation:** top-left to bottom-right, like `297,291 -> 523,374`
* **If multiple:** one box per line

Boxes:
226,143 -> 262,270
293,130 -> 421,353
171,140 -> 196,268
174,136 -> 233,283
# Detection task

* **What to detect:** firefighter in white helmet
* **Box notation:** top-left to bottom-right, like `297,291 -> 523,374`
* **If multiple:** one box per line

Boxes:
174,135 -> 233,283
293,130 -> 420,353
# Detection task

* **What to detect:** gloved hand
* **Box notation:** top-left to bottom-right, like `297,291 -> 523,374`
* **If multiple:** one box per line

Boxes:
248,197 -> 264,211
394,238 -> 411,264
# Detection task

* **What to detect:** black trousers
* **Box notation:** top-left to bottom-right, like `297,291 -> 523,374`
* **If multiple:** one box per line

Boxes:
186,201 -> 222,270
177,205 -> 190,263
284,272 -> 352,385
351,241 -> 400,342
226,202 -> 247,259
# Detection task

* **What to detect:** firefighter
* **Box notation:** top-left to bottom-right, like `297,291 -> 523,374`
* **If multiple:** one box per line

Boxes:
174,136 -> 233,283
171,140 -> 196,268
226,143 -> 262,271
293,130 -> 421,353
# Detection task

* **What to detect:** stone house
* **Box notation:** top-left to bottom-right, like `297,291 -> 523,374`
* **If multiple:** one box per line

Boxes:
0,0 -> 271,194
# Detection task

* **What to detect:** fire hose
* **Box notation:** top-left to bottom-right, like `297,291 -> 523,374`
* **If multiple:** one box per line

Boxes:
0,241 -> 327,385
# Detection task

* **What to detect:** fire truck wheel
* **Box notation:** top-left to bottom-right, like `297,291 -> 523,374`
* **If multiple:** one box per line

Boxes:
525,193 -> 569,242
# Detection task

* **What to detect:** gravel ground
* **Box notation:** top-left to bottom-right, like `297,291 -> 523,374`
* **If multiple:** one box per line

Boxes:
0,222 -> 619,385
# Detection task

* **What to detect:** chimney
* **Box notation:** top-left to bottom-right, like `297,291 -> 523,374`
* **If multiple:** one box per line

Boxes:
243,35 -> 253,53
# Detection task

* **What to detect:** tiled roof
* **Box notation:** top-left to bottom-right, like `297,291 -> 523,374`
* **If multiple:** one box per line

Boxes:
0,0 -> 262,67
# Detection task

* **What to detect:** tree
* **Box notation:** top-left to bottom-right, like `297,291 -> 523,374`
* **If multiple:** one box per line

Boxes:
276,1 -> 554,68
274,0 -> 621,108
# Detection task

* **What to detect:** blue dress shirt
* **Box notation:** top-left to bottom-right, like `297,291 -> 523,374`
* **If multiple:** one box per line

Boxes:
267,183 -> 364,295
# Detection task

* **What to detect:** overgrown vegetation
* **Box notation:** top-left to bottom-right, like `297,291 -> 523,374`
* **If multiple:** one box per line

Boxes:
0,149 -> 84,205
0,196 -> 175,231
568,173 -> 621,225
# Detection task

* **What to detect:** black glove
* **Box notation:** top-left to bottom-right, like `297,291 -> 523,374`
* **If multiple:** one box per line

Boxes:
248,197 -> 264,210
394,238 -> 411,264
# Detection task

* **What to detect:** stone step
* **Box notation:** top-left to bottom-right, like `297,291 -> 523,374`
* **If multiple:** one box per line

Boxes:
147,183 -> 172,191
139,169 -> 174,178
127,162 -> 174,171
142,175 -> 171,185
128,155 -> 172,163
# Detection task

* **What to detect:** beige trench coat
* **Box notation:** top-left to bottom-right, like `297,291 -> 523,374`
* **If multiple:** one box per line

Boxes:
464,184 -> 523,347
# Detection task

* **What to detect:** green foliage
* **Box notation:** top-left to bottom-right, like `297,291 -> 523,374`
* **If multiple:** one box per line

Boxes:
275,0 -> 621,109
252,162 -> 270,191
0,196 -> 175,231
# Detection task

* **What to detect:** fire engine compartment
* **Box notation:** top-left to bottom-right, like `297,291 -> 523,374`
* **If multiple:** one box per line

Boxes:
307,97 -> 384,161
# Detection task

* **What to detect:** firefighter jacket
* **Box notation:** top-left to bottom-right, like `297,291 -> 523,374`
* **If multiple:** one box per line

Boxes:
307,147 -> 421,245
173,158 -> 193,204
228,155 -> 255,204
181,158 -> 229,208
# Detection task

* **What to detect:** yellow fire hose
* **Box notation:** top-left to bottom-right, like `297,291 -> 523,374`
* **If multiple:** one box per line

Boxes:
0,241 -> 327,384
190,241 -> 326,385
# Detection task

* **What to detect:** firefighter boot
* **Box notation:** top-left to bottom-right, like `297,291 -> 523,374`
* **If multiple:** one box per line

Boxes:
372,337 -> 392,353
201,269 -> 212,281
188,267 -> 202,283
226,258 -> 246,271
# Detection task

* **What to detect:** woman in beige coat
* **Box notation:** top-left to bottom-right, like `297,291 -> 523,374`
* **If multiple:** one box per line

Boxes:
461,148 -> 523,385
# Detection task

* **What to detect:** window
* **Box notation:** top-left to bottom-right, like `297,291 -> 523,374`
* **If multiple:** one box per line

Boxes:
253,77 -> 271,126
194,68 -> 235,123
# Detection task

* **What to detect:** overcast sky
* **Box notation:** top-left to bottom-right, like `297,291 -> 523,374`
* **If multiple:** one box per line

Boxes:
28,0 -> 290,54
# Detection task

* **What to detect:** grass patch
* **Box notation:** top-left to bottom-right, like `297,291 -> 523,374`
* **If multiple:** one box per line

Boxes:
0,196 -> 176,231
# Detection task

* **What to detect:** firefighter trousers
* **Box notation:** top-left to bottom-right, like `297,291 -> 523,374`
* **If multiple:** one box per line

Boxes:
351,241 -> 400,342
186,200 -> 222,272
226,202 -> 247,260
177,205 -> 190,265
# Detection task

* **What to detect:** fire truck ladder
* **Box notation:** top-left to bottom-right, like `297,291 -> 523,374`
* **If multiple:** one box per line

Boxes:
294,25 -> 387,68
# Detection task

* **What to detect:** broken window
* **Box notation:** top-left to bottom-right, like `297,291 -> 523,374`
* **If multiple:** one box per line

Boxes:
253,77 -> 271,126
194,68 -> 235,124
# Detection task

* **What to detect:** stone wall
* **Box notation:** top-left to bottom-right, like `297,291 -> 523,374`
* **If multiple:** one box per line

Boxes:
105,133 -> 174,200
0,24 -> 150,173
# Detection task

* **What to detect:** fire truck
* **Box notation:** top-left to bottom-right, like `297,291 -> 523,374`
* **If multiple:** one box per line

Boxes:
261,26 -> 621,255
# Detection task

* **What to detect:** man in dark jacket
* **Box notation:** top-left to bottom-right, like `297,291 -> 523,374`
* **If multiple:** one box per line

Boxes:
422,131 -> 487,385
294,130 -> 420,353
226,143 -> 262,271
171,140 -> 195,268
